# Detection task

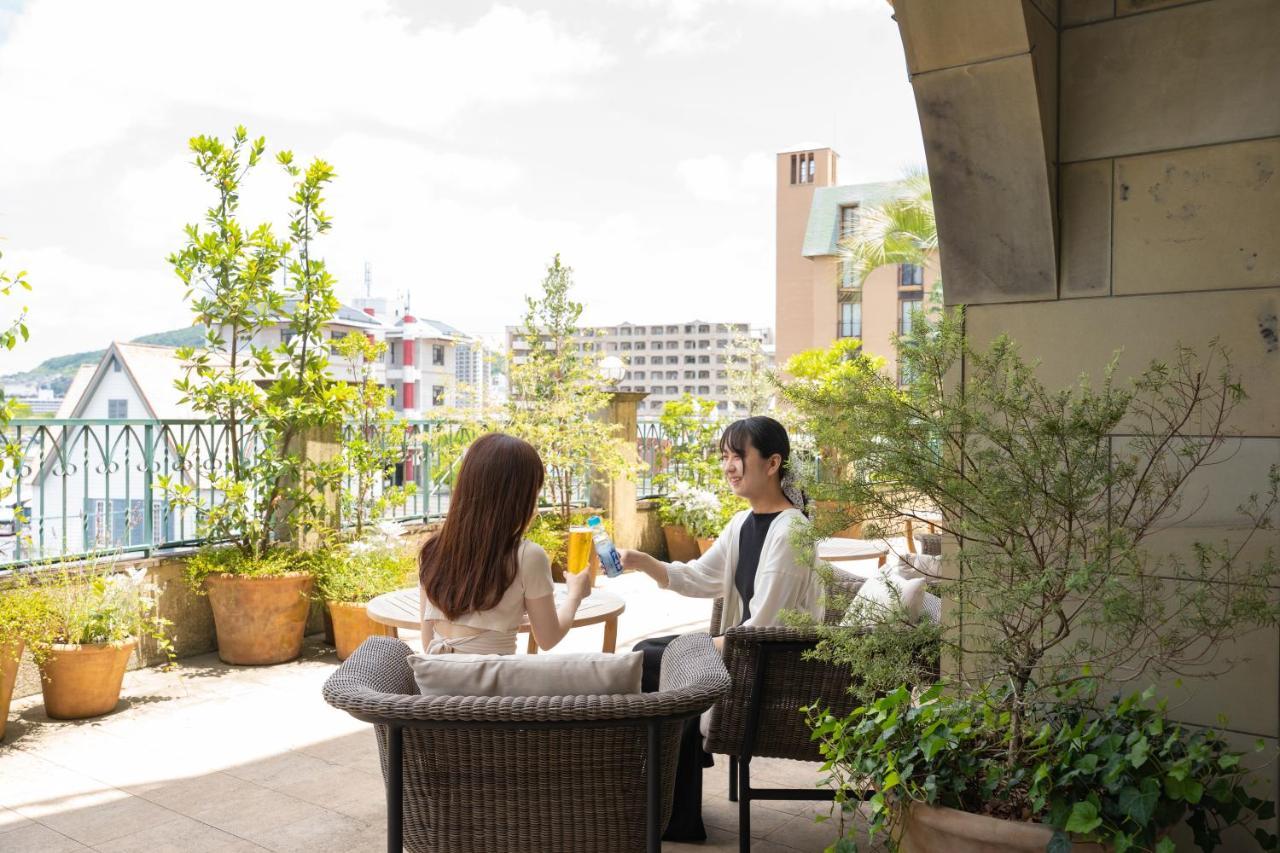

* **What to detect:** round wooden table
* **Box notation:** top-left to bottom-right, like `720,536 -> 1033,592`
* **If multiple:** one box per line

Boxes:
365,584 -> 626,655
817,537 -> 891,566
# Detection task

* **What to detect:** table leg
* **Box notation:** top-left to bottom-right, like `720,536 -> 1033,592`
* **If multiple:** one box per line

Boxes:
526,633 -> 539,655
905,518 -> 917,554
602,617 -> 618,653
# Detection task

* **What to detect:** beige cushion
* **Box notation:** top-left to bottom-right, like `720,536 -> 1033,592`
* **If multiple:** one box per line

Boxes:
841,571 -> 927,626
408,651 -> 644,697
894,552 -> 942,581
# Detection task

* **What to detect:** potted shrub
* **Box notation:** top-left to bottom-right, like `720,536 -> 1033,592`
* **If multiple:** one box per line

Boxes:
658,480 -> 726,556
782,310 -> 1280,852
29,563 -> 171,721
160,128 -> 354,666
313,525 -> 414,660
0,576 -> 46,737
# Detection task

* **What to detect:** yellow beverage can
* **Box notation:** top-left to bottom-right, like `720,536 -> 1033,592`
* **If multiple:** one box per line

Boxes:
567,527 -> 593,575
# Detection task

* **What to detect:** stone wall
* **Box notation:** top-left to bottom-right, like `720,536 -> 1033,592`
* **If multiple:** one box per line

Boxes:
893,0 -> 1279,846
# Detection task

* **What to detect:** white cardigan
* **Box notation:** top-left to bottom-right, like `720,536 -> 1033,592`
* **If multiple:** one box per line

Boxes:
664,507 -> 823,633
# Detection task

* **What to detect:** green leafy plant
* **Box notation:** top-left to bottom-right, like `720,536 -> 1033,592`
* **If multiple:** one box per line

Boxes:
334,334 -> 416,537
0,250 -> 31,504
26,561 -> 172,664
161,127 -> 354,574
0,572 -> 49,664
726,332 -> 776,416
503,255 -> 637,522
807,683 -> 1278,853
310,523 -> 416,605
780,308 -> 1280,849
183,545 -> 323,591
652,395 -> 745,535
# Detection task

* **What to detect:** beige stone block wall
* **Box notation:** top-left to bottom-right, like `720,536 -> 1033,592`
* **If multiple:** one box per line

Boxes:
1061,0 -> 1280,161
895,0 -> 1280,837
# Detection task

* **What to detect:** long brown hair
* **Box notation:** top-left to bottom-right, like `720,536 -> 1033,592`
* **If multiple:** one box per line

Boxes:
419,432 -> 545,620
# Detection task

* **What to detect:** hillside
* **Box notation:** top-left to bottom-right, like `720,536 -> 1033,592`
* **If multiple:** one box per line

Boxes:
2,325 -> 205,395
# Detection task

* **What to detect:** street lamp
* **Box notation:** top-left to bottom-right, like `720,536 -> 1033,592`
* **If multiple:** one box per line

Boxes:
600,355 -> 626,385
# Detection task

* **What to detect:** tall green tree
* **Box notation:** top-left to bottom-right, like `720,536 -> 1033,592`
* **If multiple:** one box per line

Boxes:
504,255 -> 634,523
164,127 -> 352,559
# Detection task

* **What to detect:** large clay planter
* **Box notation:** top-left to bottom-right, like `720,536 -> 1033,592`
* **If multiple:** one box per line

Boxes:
696,537 -> 715,555
1,640 -> 23,738
205,573 -> 314,665
901,803 -> 1106,853
328,601 -> 396,662
38,640 -> 136,720
662,525 -> 701,562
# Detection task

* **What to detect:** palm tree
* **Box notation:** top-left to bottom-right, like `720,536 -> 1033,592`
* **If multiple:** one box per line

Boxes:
837,168 -> 940,308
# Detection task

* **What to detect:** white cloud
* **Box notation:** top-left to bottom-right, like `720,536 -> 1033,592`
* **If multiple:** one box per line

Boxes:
0,1 -> 611,176
675,152 -> 773,203
643,21 -> 737,55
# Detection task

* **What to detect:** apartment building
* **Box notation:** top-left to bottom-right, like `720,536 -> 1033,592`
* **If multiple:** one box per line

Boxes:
775,147 -> 940,376
506,321 -> 774,414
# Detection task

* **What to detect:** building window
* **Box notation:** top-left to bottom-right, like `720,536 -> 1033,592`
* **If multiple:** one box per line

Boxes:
388,344 -> 397,365
111,357 -> 122,373
839,299 -> 862,339
698,355 -> 710,364
666,386 -> 678,394
840,205 -> 859,237
432,345 -> 445,365
684,370 -> 695,379
651,326 -> 663,335
634,356 -> 646,365
666,341 -> 679,350
683,385 -> 694,393
635,342 -> 645,350
697,325 -> 710,334
791,152 -> 816,184
698,370 -> 710,379
684,355 -> 696,364
620,342 -> 632,350
432,385 -> 446,406
698,340 -> 710,349
108,399 -> 128,418
716,370 -> 726,379
698,385 -> 710,395
635,371 -> 646,380
900,297 -> 924,336
683,340 -> 695,349
666,325 -> 678,334
665,355 -> 678,364
684,324 -> 693,333
716,339 -> 727,349
898,263 -> 925,286
666,371 -> 678,380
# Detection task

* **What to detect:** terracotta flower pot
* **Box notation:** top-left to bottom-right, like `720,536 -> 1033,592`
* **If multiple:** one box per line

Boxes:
696,537 -> 715,555
38,639 -> 136,720
1,640 -> 23,739
901,803 -> 1107,853
205,573 -> 314,666
328,601 -> 396,661
662,525 -> 701,562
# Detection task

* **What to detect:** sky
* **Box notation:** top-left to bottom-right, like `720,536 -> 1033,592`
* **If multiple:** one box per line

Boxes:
0,0 -> 924,372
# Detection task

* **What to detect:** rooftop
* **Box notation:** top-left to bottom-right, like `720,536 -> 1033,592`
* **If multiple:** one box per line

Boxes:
0,571 -> 880,853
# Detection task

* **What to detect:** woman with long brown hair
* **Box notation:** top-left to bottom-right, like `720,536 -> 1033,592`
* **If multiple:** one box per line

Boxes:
418,433 -> 590,654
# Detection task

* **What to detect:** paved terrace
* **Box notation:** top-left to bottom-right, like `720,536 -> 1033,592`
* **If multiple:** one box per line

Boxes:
0,570 -> 881,853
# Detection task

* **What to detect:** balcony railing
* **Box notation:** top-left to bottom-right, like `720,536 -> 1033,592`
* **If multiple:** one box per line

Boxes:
0,417 -> 591,569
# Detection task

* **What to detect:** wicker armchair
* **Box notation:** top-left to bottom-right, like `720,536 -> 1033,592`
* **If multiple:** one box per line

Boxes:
705,571 -> 942,853
322,633 -> 730,853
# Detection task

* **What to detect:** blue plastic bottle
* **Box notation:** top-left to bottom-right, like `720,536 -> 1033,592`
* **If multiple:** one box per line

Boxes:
587,515 -> 624,578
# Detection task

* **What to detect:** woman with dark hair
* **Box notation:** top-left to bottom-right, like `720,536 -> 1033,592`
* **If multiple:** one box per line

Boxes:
619,415 -> 822,841
418,432 -> 591,655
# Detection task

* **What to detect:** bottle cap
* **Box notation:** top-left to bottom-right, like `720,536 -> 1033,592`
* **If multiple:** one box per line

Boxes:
587,515 -> 603,527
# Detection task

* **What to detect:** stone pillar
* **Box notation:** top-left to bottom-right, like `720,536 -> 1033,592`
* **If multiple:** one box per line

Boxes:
591,391 -> 648,549
285,425 -> 343,550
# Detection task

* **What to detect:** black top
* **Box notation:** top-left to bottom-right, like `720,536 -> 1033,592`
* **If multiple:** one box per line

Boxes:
735,511 -> 782,624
